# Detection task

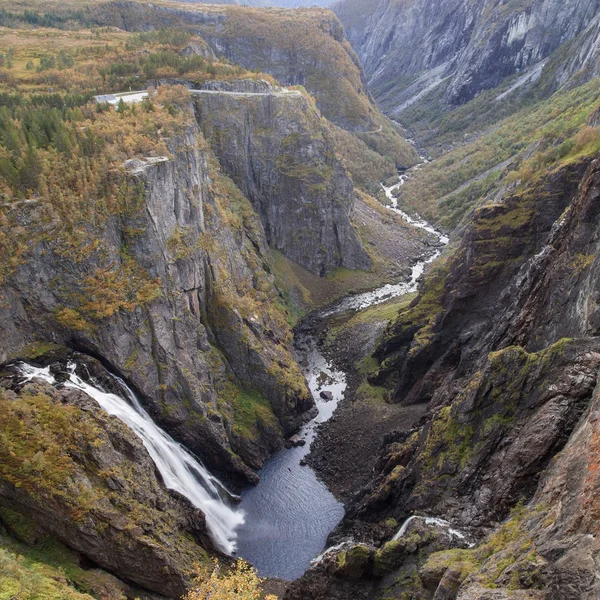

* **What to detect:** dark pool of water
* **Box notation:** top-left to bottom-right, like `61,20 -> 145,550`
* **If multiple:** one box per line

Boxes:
236,328 -> 346,580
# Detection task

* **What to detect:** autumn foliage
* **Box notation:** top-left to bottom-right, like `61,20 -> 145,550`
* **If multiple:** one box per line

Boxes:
184,559 -> 277,600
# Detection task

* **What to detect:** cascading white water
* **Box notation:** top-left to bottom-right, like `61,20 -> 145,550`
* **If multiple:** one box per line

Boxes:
392,515 -> 473,546
320,164 -> 449,317
18,361 -> 245,554
381,176 -> 450,245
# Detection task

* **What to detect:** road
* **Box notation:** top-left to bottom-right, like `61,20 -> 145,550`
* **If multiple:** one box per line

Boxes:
94,87 -> 302,105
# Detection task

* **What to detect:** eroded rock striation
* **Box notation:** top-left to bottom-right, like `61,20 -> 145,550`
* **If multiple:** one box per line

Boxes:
194,85 -> 370,275
335,0 -> 600,118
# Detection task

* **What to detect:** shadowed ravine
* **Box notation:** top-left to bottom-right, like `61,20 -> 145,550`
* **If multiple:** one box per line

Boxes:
15,176 -> 447,581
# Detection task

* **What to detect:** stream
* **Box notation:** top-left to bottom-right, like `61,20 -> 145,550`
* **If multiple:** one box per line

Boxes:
236,169 -> 449,579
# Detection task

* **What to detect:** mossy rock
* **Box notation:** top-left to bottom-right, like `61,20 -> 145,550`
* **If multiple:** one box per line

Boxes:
334,544 -> 373,580
0,506 -> 42,546
373,539 -> 410,577
420,548 -> 479,590
8,342 -> 71,365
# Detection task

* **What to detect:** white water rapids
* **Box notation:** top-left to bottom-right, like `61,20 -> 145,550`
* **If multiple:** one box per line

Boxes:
382,170 -> 450,246
392,515 -> 472,545
18,361 -> 244,555
321,164 -> 448,316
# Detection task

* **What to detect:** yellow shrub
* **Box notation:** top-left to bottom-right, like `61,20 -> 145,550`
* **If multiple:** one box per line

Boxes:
184,559 -> 277,600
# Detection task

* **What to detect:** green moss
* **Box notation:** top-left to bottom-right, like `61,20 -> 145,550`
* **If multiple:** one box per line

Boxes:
232,388 -> 280,442
276,133 -> 333,183
167,226 -> 194,261
335,544 -> 372,580
416,402 -> 475,488
387,259 -> 449,361
0,507 -> 39,545
12,342 -> 63,361
0,543 -> 94,600
423,548 -> 480,580
0,519 -> 136,600
0,387 -> 98,502
53,307 -> 95,334
482,413 -> 515,435
570,253 -> 594,272
373,540 -> 408,576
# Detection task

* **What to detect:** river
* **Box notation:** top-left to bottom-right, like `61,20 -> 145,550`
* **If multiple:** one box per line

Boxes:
236,170 -> 449,578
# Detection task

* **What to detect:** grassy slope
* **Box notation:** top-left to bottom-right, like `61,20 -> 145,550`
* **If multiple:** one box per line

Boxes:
396,79 -> 600,230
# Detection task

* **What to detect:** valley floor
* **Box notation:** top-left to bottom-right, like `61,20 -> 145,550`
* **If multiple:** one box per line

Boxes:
306,297 -> 427,502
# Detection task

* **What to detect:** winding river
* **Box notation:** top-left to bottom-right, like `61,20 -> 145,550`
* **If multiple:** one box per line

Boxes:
236,170 -> 449,578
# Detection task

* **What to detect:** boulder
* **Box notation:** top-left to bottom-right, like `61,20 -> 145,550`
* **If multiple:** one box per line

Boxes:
285,434 -> 306,449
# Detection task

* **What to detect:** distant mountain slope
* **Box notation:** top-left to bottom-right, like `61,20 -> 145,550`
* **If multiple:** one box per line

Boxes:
334,0 -> 600,121
90,0 -> 418,167
180,0 -> 334,7
243,0 -> 334,6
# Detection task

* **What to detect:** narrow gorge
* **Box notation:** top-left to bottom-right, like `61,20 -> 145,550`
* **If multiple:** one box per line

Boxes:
3,1 -> 600,600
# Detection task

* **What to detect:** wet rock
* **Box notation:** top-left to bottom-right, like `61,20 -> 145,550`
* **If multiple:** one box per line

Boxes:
320,391 -> 334,401
457,585 -> 545,599
433,568 -> 462,600
285,434 -> 306,449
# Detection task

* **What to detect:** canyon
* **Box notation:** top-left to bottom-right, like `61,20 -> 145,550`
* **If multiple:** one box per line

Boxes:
2,1 -> 600,599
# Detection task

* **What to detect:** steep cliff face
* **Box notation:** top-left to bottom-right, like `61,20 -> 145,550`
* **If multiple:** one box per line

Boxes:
360,156 -> 600,526
0,99 -> 316,485
288,154 -> 600,599
194,85 -> 370,275
0,369 -> 211,598
335,0 -> 600,119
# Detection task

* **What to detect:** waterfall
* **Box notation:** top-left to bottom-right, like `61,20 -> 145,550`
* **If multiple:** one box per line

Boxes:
18,361 -> 245,555
392,515 -> 473,546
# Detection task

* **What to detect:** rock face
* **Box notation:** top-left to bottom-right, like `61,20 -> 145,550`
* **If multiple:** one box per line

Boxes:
288,153 -> 600,598
335,0 -> 600,118
91,1 -> 418,169
0,101 -> 316,486
286,518 -> 472,600
0,369 -> 211,598
194,87 -> 371,275
361,154 -> 600,531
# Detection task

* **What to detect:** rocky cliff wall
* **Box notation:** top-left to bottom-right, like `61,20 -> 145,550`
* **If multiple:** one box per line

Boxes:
0,102 -> 315,485
88,1 -> 419,166
286,153 -> 600,599
335,0 -> 600,119
194,87 -> 371,275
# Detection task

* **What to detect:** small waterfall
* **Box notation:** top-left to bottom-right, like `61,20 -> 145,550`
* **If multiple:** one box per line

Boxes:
392,515 -> 473,546
18,361 -> 244,555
